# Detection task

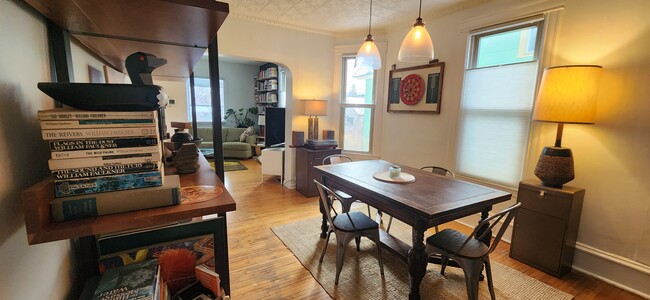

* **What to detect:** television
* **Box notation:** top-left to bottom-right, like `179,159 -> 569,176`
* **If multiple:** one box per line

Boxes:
264,107 -> 285,147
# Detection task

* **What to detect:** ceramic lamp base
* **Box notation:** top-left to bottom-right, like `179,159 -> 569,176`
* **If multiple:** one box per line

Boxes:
534,147 -> 574,187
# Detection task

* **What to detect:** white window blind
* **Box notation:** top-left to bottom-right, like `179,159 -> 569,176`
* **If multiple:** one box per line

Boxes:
456,62 -> 538,187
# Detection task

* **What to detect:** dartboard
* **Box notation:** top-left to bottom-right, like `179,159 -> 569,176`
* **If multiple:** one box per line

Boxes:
400,74 -> 425,105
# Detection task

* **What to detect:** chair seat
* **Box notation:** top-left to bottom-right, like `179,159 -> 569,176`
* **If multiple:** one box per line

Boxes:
333,211 -> 378,232
426,229 -> 488,259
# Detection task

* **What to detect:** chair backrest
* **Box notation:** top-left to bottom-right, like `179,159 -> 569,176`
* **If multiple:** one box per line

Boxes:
420,166 -> 455,177
323,154 -> 353,165
313,179 -> 340,227
460,202 -> 521,256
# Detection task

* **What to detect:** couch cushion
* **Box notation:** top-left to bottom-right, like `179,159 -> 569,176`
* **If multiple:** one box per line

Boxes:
223,127 -> 246,143
223,142 -> 251,151
239,126 -> 255,142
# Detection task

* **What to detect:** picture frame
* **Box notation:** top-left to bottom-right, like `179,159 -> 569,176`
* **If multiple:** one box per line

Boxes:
387,61 -> 445,113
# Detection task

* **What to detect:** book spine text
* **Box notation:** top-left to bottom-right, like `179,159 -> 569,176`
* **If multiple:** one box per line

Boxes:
54,171 -> 163,197
42,127 -> 158,140
51,162 -> 159,180
50,145 -> 160,160
49,137 -> 158,151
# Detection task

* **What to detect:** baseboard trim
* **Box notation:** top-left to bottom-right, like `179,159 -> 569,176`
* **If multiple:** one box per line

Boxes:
573,243 -> 650,298
453,218 -> 650,298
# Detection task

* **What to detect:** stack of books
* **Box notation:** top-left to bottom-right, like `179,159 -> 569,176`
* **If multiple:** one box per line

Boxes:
305,139 -> 338,150
38,108 -> 181,221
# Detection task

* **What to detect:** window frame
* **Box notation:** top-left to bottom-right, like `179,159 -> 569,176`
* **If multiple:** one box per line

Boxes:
189,77 -> 225,127
467,16 -> 544,70
339,54 -> 375,154
455,15 -> 545,188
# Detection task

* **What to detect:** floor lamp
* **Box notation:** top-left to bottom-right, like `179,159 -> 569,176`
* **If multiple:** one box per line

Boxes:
302,99 -> 327,141
532,65 -> 602,187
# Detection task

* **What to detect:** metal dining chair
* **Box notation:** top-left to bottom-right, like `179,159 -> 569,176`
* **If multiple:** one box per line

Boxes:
386,165 -> 455,233
426,202 -> 521,300
314,179 -> 384,284
322,154 -> 372,217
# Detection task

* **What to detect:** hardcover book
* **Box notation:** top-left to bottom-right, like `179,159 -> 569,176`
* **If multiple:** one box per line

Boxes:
49,137 -> 158,151
92,258 -> 159,300
38,108 -> 155,121
40,118 -> 157,129
50,174 -> 179,221
50,145 -> 161,160
41,126 -> 158,140
54,170 -> 163,197
51,162 -> 160,180
48,152 -> 162,170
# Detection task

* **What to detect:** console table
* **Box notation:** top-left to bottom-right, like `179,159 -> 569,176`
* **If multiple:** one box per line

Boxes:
295,147 -> 341,197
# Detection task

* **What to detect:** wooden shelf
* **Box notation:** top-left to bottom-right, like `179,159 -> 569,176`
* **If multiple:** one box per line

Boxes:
25,0 -> 229,79
22,155 -> 236,245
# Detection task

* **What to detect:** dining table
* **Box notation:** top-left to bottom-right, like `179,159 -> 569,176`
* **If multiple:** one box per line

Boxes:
313,160 -> 512,300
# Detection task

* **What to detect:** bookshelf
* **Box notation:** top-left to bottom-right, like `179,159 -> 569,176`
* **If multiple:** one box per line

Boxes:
21,0 -> 234,297
254,63 -> 280,115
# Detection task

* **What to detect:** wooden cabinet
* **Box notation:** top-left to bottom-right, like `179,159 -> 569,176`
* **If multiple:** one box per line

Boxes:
510,179 -> 584,277
295,147 -> 341,197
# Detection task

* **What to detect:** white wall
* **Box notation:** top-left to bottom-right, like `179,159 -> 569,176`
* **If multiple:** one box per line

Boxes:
0,1 -> 72,299
216,16 -> 335,186
373,0 -> 650,296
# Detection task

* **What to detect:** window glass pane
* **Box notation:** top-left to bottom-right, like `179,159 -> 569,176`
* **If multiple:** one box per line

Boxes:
190,78 -> 225,123
343,57 -> 374,105
475,26 -> 537,68
342,107 -> 371,152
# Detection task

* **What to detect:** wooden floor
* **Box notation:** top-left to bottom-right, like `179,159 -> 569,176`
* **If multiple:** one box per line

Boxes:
223,159 -> 642,300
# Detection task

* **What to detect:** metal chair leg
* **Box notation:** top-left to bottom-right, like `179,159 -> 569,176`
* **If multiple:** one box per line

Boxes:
319,230 -> 333,262
386,216 -> 393,233
485,258 -> 496,300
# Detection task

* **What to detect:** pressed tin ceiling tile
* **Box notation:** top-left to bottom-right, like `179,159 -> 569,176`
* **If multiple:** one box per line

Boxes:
224,0 -> 484,34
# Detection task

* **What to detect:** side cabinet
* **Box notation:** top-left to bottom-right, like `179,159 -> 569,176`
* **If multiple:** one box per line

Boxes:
510,179 -> 585,277
295,147 -> 341,197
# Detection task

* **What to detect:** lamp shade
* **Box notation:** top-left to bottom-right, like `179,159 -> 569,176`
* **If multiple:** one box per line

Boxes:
532,65 -> 602,124
355,35 -> 382,70
398,20 -> 434,63
303,99 -> 327,116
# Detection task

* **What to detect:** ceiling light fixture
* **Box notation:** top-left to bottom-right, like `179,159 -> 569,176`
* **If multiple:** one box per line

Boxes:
355,0 -> 381,70
398,0 -> 434,63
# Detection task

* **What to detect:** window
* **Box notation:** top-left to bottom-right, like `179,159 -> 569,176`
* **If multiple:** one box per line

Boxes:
188,78 -> 225,125
456,16 -> 544,187
340,55 -> 374,153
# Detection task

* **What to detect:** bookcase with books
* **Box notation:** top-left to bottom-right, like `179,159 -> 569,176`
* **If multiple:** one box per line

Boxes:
21,1 -> 234,299
254,63 -> 279,116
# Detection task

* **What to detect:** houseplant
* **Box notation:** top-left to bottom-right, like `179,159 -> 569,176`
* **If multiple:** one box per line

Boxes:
223,107 -> 258,128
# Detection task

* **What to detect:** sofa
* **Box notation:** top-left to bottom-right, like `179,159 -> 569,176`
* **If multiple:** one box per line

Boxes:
197,126 -> 257,159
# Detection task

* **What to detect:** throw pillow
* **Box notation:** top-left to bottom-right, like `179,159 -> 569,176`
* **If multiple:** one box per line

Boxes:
239,126 -> 255,142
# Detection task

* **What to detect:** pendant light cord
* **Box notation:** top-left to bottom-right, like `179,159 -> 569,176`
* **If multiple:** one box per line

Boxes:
368,0 -> 373,36
418,0 -> 422,19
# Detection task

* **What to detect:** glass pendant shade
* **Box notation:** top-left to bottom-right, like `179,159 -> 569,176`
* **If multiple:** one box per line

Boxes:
355,35 -> 382,70
398,19 -> 434,63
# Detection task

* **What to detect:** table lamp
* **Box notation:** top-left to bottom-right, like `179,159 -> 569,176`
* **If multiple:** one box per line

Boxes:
302,99 -> 327,140
532,65 -> 602,187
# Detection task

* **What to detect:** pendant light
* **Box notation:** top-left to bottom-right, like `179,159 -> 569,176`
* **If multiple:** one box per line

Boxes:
398,0 -> 434,63
355,0 -> 382,70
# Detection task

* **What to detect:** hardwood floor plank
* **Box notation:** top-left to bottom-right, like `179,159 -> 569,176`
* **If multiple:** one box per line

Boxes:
224,158 -> 643,299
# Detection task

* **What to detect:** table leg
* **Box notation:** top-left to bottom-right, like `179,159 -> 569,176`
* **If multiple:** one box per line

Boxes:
408,227 -> 427,300
476,208 -> 492,280
319,196 -> 328,238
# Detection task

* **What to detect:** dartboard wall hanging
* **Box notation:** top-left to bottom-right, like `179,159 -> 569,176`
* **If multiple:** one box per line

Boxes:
400,74 -> 425,105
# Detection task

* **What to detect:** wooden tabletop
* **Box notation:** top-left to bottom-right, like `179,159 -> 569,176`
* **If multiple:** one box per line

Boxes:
22,155 -> 236,245
314,160 -> 511,227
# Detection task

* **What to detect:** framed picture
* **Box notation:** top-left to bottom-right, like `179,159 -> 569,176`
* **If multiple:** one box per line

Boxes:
387,61 -> 445,113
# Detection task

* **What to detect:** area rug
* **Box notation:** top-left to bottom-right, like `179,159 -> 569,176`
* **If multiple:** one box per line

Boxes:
208,159 -> 248,172
272,217 -> 573,300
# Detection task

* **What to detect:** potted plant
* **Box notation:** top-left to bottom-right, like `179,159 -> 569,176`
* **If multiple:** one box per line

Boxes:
223,107 -> 258,128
